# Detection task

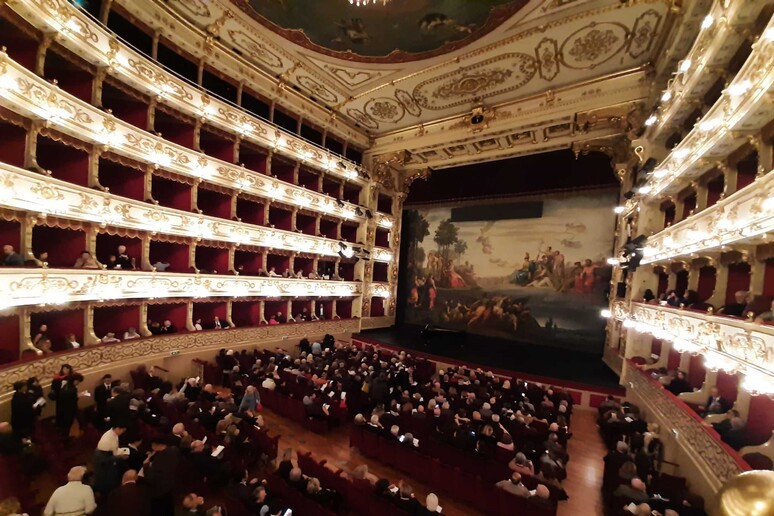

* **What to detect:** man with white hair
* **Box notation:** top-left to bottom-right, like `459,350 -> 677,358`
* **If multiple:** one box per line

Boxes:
614,477 -> 650,502
44,466 -> 96,515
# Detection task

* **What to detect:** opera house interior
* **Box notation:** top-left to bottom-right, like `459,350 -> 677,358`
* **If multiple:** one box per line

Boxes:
1,0 -> 774,515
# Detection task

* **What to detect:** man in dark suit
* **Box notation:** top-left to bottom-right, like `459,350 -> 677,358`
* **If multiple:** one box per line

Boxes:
124,435 -> 145,474
105,469 -> 151,516
94,374 -> 113,426
142,436 -> 180,516
697,387 -> 731,417
106,386 -> 132,428
603,441 -> 631,492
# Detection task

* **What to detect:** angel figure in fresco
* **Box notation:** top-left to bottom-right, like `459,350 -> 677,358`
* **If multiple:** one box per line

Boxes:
333,18 -> 370,45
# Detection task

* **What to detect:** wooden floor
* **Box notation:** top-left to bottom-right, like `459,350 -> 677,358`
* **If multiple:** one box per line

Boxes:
261,408 -> 606,516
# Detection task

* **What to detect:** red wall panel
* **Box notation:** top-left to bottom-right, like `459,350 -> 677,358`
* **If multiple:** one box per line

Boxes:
93,306 -> 140,339
688,354 -> 706,389
30,309 -> 84,352
0,315 -> 20,364
746,395 -> 774,445
726,263 -> 751,305
697,266 -> 717,303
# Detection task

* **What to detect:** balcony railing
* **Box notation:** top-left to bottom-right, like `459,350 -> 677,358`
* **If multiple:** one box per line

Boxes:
612,301 -> 774,387
0,269 -> 365,310
643,15 -> 774,198
0,52 -> 395,229
0,162 -> 392,263
623,361 -> 749,490
647,0 -> 763,144
6,0 -> 371,183
642,166 -> 774,263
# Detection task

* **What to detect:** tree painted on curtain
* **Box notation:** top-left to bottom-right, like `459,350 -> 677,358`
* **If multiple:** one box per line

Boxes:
400,191 -> 617,352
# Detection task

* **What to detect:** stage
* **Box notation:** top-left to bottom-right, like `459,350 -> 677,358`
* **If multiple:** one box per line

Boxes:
356,324 -> 622,390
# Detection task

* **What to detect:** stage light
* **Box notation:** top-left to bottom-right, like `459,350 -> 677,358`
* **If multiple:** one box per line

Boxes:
335,199 -> 345,208
600,309 -> 612,318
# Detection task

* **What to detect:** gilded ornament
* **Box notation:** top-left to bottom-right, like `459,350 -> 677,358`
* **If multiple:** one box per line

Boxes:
227,30 -> 283,69
296,75 -> 338,104
365,97 -> 404,123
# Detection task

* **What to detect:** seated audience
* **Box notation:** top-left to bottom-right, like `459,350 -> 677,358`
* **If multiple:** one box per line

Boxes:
2,244 -> 24,267
496,472 -> 530,497
74,251 -> 102,269
614,477 -> 650,503
697,387 -> 731,417
754,300 -> 774,323
718,290 -> 749,317
123,328 -> 141,340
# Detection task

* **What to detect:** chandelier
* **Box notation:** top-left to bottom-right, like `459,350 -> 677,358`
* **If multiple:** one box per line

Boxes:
349,0 -> 391,6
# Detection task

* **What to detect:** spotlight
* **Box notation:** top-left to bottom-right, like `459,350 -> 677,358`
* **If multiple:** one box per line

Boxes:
337,161 -> 346,170
338,241 -> 347,249
335,199 -> 345,208
365,209 -> 373,219
623,191 -> 635,199
355,207 -> 364,216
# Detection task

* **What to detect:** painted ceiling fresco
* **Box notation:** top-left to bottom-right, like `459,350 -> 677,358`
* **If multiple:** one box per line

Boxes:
242,0 -> 523,60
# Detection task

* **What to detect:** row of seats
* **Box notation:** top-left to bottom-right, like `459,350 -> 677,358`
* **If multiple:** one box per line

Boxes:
350,425 -> 558,515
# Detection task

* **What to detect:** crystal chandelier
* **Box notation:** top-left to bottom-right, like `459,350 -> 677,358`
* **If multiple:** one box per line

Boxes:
349,0 -> 391,6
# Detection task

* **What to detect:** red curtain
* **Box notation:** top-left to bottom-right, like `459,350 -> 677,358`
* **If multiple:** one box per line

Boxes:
231,301 -> 261,327
370,298 -> 385,317
337,300 -> 353,318
0,315 -> 20,364
763,259 -> 774,297
697,266 -> 717,302
746,395 -> 774,445
675,270 -> 689,297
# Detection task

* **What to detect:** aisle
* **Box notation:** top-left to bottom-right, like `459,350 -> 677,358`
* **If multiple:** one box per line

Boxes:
558,410 -> 606,516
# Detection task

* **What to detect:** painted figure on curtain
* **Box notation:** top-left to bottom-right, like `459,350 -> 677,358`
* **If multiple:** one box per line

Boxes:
400,191 -> 617,353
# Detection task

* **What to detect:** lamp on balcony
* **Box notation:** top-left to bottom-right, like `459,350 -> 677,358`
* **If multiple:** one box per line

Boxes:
713,470 -> 774,516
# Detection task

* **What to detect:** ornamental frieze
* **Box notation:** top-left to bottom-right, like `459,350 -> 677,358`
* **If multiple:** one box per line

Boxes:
615,302 -> 774,375
625,366 -> 744,486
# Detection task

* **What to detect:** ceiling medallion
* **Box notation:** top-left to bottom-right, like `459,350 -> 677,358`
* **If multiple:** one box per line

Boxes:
348,0 -> 392,6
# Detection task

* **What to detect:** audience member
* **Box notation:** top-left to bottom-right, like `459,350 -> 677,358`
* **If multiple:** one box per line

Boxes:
43,466 -> 96,516
73,251 -> 101,269
496,472 -> 530,497
2,245 -> 24,267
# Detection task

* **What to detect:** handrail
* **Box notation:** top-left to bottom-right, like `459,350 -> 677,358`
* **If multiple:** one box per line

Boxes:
630,360 -> 751,472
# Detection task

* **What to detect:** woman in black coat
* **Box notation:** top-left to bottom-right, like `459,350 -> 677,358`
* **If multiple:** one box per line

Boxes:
11,381 -> 36,440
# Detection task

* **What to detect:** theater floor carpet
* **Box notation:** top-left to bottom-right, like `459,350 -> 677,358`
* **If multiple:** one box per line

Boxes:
357,326 -> 621,389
